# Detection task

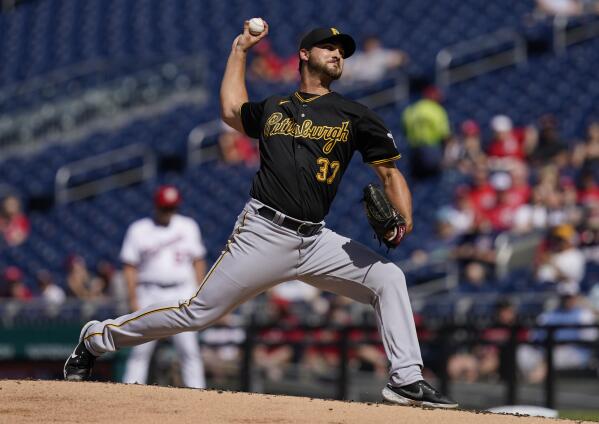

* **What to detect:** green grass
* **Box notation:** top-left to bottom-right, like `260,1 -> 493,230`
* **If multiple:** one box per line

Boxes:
560,410 -> 599,422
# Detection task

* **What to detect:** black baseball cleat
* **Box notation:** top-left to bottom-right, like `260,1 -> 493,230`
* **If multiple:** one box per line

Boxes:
382,380 -> 458,409
64,320 -> 100,381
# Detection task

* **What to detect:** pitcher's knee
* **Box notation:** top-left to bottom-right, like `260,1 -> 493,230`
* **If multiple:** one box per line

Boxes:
371,263 -> 407,295
185,302 -> 230,331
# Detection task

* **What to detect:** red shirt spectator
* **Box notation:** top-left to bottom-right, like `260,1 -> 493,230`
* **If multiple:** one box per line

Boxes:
505,163 -> 531,208
2,266 -> 33,301
505,185 -> 531,208
484,197 -> 518,231
578,172 -> 599,206
467,167 -> 496,215
487,115 -> 527,160
483,173 -> 519,231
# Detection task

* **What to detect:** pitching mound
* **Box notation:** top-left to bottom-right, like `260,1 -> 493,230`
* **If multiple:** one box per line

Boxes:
0,380 -> 589,423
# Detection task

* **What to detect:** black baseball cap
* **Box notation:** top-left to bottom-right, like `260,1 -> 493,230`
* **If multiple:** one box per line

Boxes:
299,27 -> 356,58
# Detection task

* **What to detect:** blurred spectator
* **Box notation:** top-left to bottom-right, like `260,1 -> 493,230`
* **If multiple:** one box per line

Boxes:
536,164 -> 560,194
505,162 -> 532,208
269,280 -> 327,315
486,115 -> 536,169
248,39 -> 298,84
254,296 -> 303,381
200,314 -> 246,384
437,187 -> 475,237
65,254 -> 106,300
96,260 -> 127,311
534,0 -> 599,18
577,171 -> 599,206
562,180 -> 585,226
353,332 -> 388,378
579,202 -> 599,262
513,185 -> 550,234
458,262 -> 493,293
443,119 -> 486,175
528,114 -> 568,168
466,165 -> 496,217
484,172 -> 519,232
535,224 -> 586,293
588,207 -> 599,304
402,86 -> 451,179
573,120 -> 599,177
218,122 -> 259,167
532,167 -> 570,227
589,283 -> 599,314
518,289 -> 597,383
448,299 -> 526,382
36,269 -> 66,306
452,220 -> 500,281
545,187 -> 569,227
1,266 -> 33,301
303,304 -> 346,380
0,194 -> 30,246
410,209 -> 462,268
341,36 -> 408,84
302,296 -> 388,379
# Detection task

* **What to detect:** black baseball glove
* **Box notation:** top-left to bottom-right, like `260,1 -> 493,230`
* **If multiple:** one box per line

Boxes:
363,183 -> 407,249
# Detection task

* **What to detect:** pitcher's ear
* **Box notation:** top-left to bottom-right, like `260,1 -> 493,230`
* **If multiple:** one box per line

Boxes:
299,48 -> 310,62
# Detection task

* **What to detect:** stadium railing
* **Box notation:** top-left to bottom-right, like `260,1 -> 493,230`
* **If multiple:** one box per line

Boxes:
54,143 -> 156,204
553,15 -> 599,55
436,28 -> 528,87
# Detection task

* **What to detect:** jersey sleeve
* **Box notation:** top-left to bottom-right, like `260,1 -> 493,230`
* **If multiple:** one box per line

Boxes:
189,221 -> 207,260
355,109 -> 401,164
240,98 -> 268,139
119,224 -> 140,265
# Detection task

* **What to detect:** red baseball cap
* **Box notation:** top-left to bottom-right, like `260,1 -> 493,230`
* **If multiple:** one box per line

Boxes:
3,266 -> 23,282
461,119 -> 480,136
154,185 -> 181,208
423,85 -> 442,102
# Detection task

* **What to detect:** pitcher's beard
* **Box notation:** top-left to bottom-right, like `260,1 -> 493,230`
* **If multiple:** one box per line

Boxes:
307,56 -> 342,80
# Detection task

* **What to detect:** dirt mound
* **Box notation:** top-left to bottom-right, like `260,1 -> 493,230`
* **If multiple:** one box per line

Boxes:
0,380 -> 588,423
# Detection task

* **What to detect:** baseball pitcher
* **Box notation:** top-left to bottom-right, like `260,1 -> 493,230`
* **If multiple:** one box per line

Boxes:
65,21 -> 457,408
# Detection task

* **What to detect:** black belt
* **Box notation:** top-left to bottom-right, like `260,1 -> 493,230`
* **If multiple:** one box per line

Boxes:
139,281 -> 182,288
257,207 -> 322,237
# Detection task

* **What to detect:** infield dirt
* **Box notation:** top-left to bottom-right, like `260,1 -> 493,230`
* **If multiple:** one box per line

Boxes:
0,380 -> 593,423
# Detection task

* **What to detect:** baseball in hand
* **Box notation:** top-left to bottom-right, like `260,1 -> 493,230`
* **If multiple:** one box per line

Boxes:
248,18 -> 265,36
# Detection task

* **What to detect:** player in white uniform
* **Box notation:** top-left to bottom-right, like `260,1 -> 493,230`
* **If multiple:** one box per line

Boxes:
120,185 -> 207,389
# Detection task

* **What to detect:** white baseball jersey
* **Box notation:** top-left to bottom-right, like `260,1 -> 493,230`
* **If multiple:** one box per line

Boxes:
119,213 -> 207,389
120,214 -> 206,286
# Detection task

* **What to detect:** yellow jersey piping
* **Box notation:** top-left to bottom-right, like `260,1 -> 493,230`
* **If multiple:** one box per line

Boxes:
369,154 -> 402,165
84,211 -> 249,341
294,91 -> 331,103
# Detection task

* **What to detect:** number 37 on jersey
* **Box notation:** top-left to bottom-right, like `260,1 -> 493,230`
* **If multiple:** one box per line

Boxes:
315,157 -> 340,184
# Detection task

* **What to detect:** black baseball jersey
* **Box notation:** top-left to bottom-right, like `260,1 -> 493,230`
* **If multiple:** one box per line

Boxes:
240,91 -> 400,222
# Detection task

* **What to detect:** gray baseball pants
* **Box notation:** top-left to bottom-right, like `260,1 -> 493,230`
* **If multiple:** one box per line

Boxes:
84,198 -> 423,386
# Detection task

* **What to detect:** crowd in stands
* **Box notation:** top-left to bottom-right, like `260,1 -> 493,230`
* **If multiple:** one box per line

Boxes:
0,254 -> 127,309
434,112 -> 599,294
418,98 -> 599,384
1,32 -> 599,387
